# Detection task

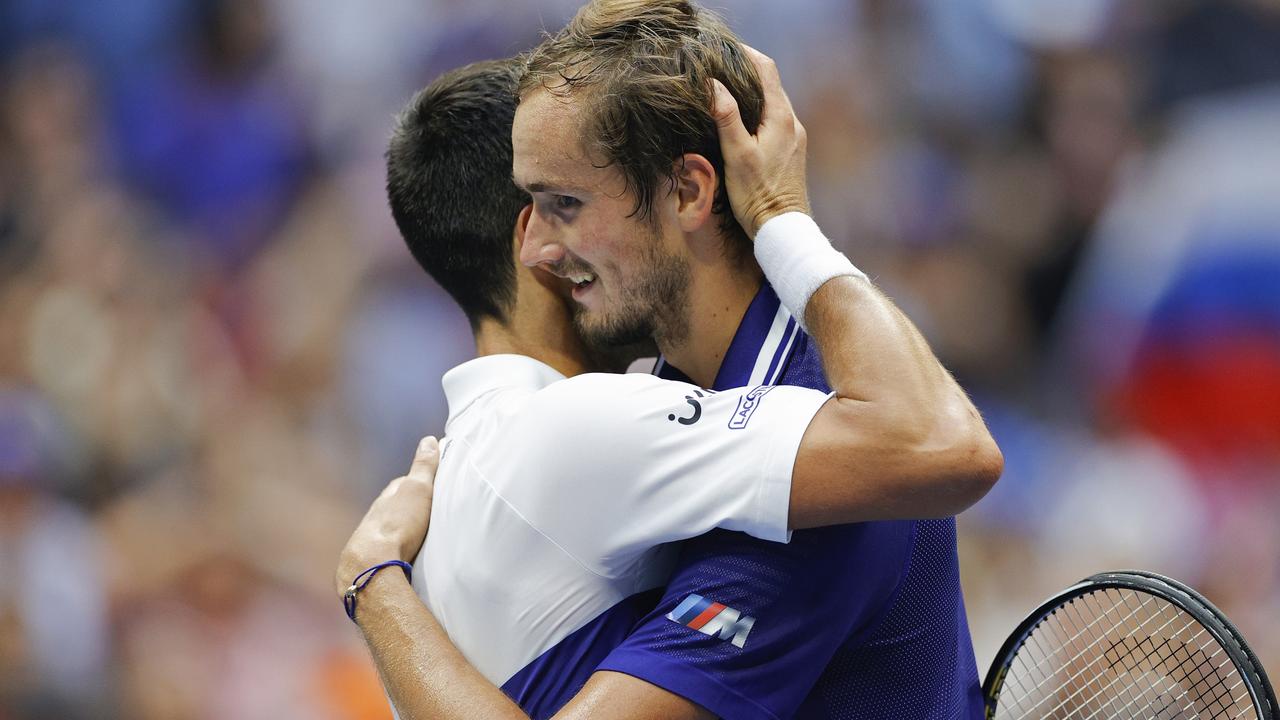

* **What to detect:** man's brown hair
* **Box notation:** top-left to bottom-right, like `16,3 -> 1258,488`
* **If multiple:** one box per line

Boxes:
521,0 -> 764,254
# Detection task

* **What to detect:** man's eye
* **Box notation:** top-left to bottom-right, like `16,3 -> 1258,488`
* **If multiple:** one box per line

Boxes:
554,195 -> 580,211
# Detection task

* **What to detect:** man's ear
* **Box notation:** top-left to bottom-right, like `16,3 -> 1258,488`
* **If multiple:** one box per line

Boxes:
673,153 -> 717,233
512,203 -> 533,257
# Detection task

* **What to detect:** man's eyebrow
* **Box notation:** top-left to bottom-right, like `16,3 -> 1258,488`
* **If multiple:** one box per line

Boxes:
517,178 -> 587,195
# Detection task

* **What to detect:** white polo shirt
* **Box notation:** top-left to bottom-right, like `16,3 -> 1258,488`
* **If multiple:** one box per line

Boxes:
410,354 -> 828,686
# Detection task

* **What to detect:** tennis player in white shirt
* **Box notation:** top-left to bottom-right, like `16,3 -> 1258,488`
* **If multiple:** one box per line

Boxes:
338,47 -> 1000,718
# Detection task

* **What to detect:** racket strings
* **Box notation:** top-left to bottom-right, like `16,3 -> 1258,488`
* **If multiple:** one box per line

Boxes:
1059,594 -> 1216,718
1013,591 -> 1160,692
1049,594 -> 1242,718
994,587 -> 1257,719
1081,591 -> 1251,718
1055,596 -> 1241,719
1004,592 -> 1172,717
1011,593 -> 1196,718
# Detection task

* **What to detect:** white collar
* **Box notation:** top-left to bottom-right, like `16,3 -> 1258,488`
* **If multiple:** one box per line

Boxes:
442,354 -> 566,428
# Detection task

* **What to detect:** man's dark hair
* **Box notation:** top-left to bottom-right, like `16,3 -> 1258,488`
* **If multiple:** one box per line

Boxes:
386,59 -> 528,328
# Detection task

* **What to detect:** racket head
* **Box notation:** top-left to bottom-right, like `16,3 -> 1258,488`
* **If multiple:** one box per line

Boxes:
1123,569 -> 1279,718
983,570 -> 1277,720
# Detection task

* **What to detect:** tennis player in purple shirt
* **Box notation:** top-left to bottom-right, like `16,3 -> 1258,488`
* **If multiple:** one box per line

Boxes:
337,1 -> 1002,717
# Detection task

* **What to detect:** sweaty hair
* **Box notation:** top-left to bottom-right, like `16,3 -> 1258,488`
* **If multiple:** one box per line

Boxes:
386,59 -> 527,328
521,0 -> 764,256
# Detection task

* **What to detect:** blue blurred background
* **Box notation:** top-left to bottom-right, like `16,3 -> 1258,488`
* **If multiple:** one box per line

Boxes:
2,0 -> 1278,717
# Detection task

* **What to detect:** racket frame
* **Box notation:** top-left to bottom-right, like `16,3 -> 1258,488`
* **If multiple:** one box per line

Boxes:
982,570 -> 1277,720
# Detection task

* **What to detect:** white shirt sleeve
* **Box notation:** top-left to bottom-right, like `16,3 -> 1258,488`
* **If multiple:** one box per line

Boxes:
482,372 -> 830,578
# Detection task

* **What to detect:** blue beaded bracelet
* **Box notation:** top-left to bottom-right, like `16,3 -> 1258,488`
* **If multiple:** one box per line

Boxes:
343,560 -> 413,623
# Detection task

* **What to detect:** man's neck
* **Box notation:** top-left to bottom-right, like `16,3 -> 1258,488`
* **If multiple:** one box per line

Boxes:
658,260 -> 763,388
473,317 -> 594,379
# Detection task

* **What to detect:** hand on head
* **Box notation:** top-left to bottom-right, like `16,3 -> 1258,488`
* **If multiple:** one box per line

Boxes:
712,46 -> 810,239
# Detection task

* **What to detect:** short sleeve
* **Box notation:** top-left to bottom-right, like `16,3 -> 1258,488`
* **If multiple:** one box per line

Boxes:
594,521 -> 915,720
484,373 -> 830,578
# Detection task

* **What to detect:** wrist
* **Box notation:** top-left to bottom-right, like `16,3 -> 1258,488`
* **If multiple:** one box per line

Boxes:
754,212 -> 866,331
747,196 -> 809,239
342,559 -> 414,625
337,543 -> 401,598
351,567 -> 414,625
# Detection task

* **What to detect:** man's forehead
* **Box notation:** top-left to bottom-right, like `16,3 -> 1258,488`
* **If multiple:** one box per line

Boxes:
512,88 -> 595,184
516,85 -> 583,125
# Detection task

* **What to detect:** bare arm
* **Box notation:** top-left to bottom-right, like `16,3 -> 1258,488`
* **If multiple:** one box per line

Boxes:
357,573 -> 531,720
336,439 -> 530,720
358,576 -> 709,720
711,47 -> 1003,530
551,673 -> 713,720
338,440 -> 708,720
789,277 -> 1000,528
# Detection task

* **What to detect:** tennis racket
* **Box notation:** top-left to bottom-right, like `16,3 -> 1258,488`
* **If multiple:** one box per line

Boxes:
983,570 -> 1277,719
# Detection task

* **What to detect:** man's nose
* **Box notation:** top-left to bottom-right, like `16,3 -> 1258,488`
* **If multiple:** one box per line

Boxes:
519,210 -> 566,267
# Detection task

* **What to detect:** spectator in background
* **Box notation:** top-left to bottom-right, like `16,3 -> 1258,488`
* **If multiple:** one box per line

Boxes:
1058,0 -> 1280,465
113,0 -> 311,274
0,389 -> 109,720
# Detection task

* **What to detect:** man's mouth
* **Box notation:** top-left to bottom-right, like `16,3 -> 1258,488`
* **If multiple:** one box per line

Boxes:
564,270 -> 597,301
545,261 -> 598,301
567,271 -> 596,290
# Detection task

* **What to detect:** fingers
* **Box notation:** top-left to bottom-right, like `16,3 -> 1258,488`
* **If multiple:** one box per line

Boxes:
711,79 -> 752,153
740,44 -> 795,128
408,436 -> 440,480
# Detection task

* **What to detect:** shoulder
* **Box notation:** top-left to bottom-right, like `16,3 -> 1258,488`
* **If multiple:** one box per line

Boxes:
479,373 -> 701,479
538,372 -> 698,399
517,373 -> 702,431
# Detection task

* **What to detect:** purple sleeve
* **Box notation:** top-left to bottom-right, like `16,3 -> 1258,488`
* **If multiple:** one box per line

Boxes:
596,521 -> 915,720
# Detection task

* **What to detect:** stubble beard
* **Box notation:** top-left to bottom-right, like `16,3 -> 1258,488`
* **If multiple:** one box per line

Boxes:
573,224 -> 691,354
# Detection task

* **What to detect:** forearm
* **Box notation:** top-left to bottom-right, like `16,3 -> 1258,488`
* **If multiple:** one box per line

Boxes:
711,43 -> 1000,522
752,212 -> 964,418
806,275 -> 966,419
785,274 -> 1000,527
354,571 -> 529,720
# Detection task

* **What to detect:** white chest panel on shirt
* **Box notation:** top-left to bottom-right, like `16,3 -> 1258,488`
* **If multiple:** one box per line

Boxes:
413,420 -> 674,685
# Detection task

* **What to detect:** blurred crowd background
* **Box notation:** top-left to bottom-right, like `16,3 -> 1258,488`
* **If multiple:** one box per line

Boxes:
2,0 -> 1278,717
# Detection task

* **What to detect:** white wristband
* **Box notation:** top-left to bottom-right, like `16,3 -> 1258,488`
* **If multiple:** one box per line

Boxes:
754,212 -> 866,330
